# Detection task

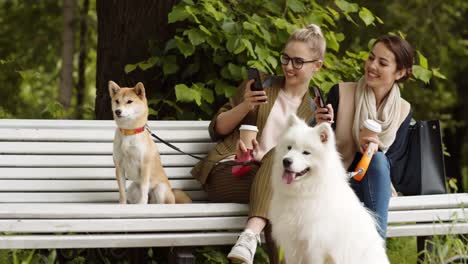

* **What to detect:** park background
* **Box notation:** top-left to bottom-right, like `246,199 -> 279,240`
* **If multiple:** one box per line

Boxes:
0,0 -> 466,263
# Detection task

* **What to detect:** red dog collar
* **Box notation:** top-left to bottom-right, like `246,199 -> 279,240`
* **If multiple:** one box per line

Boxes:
119,127 -> 145,135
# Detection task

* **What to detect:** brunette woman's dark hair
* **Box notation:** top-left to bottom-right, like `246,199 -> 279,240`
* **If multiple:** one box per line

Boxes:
374,35 -> 414,82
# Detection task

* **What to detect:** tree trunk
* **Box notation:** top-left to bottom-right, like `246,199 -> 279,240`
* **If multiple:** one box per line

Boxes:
95,0 -> 179,120
76,0 -> 89,119
59,0 -> 75,112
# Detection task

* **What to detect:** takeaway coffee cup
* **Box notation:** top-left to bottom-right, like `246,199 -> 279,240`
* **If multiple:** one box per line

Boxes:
361,119 -> 382,140
239,125 -> 258,150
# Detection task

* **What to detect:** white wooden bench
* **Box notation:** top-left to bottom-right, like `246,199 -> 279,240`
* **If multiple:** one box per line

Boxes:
0,119 -> 466,250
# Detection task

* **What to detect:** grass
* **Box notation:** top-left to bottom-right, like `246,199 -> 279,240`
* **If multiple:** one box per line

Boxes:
387,236 -> 418,263
0,235 -> 465,263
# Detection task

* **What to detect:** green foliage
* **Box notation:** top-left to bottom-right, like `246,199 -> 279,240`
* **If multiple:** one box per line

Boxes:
421,234 -> 468,264
194,245 -> 269,264
127,0 -> 421,120
0,0 -> 97,119
0,249 -> 56,264
387,237 -> 417,264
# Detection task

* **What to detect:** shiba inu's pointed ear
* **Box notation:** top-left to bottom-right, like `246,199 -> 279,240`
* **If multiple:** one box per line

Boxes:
134,82 -> 146,99
316,122 -> 333,144
287,114 -> 302,127
108,81 -> 120,97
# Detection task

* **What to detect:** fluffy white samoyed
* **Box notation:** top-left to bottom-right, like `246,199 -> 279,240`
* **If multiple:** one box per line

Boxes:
268,114 -> 389,264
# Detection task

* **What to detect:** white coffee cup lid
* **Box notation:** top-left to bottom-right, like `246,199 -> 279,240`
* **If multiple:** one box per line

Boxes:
239,125 -> 258,132
363,119 -> 382,133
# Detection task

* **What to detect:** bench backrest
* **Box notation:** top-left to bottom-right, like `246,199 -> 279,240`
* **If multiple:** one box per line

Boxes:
0,119 -> 213,203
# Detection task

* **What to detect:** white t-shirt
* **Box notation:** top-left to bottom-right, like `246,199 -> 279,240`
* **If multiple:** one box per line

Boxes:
255,89 -> 302,161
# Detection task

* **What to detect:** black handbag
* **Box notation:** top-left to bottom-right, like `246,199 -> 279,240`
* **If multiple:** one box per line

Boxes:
390,120 -> 447,195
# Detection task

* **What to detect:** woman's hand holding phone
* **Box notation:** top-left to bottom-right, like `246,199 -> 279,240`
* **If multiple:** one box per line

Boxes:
314,97 -> 334,125
243,79 -> 267,111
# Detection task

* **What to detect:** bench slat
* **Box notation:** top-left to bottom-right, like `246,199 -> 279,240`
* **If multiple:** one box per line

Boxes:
0,217 -> 246,233
387,222 -> 468,237
0,191 -> 208,202
0,129 -> 210,142
0,119 -> 210,129
389,194 -> 468,210
0,142 -> 215,155
388,208 -> 467,223
0,203 -> 249,218
0,167 -> 193,179
0,180 -> 202,191
0,155 -> 200,167
0,232 -> 239,249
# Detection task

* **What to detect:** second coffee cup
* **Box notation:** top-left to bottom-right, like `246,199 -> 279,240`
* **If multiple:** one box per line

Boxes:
239,125 -> 258,149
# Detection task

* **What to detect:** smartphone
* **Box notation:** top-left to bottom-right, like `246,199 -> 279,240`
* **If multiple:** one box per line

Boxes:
313,86 -> 325,108
247,67 -> 263,91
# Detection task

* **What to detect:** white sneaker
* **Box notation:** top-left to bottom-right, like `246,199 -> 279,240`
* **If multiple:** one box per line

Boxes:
227,229 -> 260,264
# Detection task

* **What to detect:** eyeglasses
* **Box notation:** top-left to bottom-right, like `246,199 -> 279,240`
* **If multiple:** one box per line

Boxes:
280,53 -> 319,69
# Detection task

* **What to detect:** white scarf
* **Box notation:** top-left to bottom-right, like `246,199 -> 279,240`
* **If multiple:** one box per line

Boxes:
352,77 -> 402,153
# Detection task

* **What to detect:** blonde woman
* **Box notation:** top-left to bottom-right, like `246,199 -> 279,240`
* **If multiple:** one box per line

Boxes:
192,24 -> 326,264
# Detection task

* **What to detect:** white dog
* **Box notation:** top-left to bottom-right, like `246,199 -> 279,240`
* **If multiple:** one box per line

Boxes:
269,115 -> 389,264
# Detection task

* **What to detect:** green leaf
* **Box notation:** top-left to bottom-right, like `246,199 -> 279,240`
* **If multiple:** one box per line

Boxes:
221,21 -> 238,34
254,45 -> 270,62
359,7 -> 374,26
227,63 -> 243,79
241,39 -> 256,58
175,36 -> 195,57
124,64 -> 137,73
417,50 -> 428,69
214,80 -> 236,97
194,83 -> 214,103
184,6 -> 200,24
334,0 -> 359,13
168,5 -> 190,23
226,37 -> 242,53
162,55 -> 179,75
138,56 -> 159,71
432,68 -> 447,79
243,21 -> 263,39
260,27 -> 272,44
164,39 -> 177,53
266,55 -> 278,69
175,84 -> 202,105
184,28 -> 205,46
412,65 -> 432,84
199,25 -> 212,36
273,18 -> 289,29
148,108 -> 158,117
287,0 -> 306,12
203,2 -> 223,21
325,32 -> 340,52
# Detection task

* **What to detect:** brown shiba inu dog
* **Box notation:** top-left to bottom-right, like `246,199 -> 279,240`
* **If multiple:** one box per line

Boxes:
109,81 -> 192,204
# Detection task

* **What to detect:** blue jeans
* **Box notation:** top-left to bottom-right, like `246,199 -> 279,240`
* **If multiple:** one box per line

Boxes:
349,152 -> 391,239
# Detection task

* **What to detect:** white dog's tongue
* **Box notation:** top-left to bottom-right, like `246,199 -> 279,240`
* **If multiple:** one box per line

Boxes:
282,171 -> 295,184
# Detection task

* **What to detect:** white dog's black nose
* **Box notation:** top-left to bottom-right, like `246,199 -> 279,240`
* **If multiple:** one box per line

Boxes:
283,158 -> 292,168
115,109 -> 121,116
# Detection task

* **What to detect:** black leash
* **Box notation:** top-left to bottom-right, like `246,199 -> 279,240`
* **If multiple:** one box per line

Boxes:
145,126 -> 204,161
145,126 -> 260,167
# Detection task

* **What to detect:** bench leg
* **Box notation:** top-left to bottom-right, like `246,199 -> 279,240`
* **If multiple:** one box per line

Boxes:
168,246 -> 195,264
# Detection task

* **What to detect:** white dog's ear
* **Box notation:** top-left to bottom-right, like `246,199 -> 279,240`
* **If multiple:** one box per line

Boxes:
108,81 -> 120,97
134,82 -> 146,99
316,122 -> 333,144
287,114 -> 302,127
